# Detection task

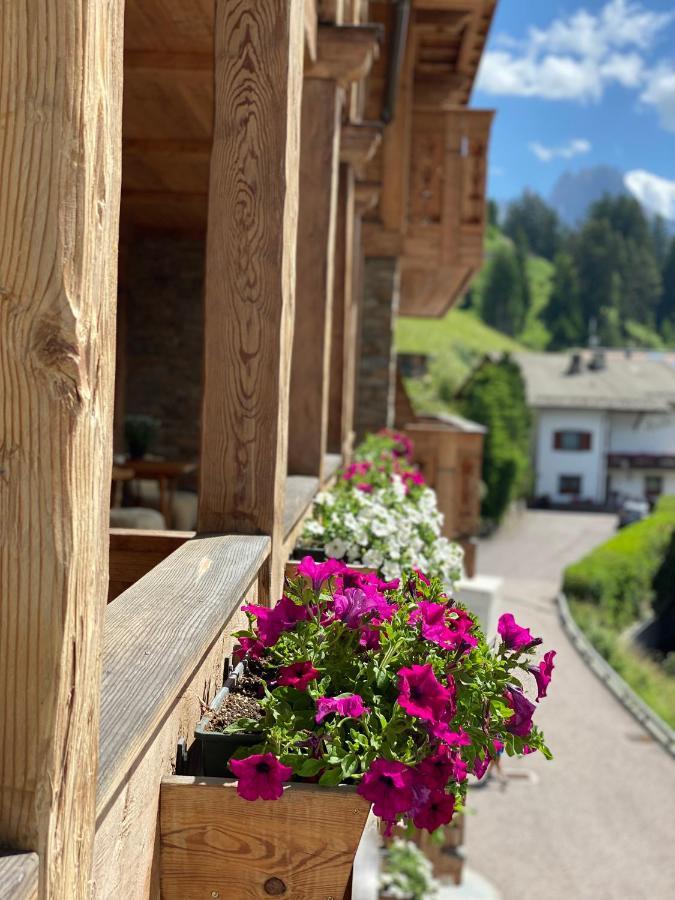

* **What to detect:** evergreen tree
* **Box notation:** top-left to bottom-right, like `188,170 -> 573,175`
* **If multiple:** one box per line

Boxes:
544,253 -> 584,349
503,190 -> 560,260
651,215 -> 670,268
487,198 -> 499,229
514,229 -> 532,318
573,217 -> 622,329
481,246 -> 527,337
658,237 -> 675,329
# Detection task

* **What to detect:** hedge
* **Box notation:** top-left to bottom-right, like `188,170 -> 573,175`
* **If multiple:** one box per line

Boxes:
562,496 -> 675,628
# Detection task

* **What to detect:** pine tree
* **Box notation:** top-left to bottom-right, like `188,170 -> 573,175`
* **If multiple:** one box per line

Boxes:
544,253 -> 584,349
658,238 -> 675,329
503,191 -> 560,260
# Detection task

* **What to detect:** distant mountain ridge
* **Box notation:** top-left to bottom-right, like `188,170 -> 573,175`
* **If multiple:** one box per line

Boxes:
549,166 -> 629,226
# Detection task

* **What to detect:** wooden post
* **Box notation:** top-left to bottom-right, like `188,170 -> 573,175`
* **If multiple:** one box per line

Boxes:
198,0 -> 305,599
0,0 -> 123,895
288,79 -> 342,478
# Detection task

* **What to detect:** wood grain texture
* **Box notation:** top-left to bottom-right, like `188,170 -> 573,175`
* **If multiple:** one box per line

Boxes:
288,79 -> 342,477
0,854 -> 38,900
198,0 -> 305,598
304,0 -> 318,60
0,0 -> 123,895
97,534 -> 269,813
159,778 -> 371,900
282,475 -> 321,554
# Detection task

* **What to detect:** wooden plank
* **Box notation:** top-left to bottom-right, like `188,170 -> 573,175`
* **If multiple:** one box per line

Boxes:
97,534 -> 270,813
362,222 -> 403,257
317,0 -> 345,22
198,0 -> 305,600
288,79 -> 342,477
0,0 -> 123,895
0,854 -> 38,900
323,452 -> 343,485
339,122 -> 383,173
304,25 -> 381,83
159,777 -> 370,900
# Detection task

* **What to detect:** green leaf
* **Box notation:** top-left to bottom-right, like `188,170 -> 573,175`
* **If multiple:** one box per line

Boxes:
318,766 -> 344,786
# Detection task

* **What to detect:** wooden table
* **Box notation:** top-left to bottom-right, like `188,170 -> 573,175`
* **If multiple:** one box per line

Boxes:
125,460 -> 197,528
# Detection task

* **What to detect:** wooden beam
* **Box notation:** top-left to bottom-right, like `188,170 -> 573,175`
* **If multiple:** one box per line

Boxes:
328,165 -> 356,454
354,180 -> 381,216
414,73 -> 471,108
0,0 -> 123,893
362,222 -> 403,257
288,79 -> 342,477
0,854 -> 38,900
305,0 -> 318,60
198,0 -> 305,600
339,122 -> 383,172
304,24 -> 381,83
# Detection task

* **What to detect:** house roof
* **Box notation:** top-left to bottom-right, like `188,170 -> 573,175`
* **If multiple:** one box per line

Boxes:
515,351 -> 675,413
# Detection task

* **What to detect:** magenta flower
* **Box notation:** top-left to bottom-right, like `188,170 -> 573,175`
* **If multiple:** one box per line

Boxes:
427,722 -> 471,747
413,789 -> 455,832
530,650 -> 556,701
242,595 -> 308,647
358,623 -> 381,650
397,665 -> 455,723
343,461 -> 372,481
230,753 -> 293,801
233,636 -> 265,662
296,556 -> 346,591
498,613 -> 538,651
277,661 -> 319,691
504,688 -> 536,737
315,694 -> 369,724
473,739 -> 505,780
356,482 -> 373,493
418,745 -> 467,790
357,759 -> 415,821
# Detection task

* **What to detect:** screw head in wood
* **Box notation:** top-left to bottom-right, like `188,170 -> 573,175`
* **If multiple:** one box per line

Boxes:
263,877 -> 287,895
211,892 -> 219,898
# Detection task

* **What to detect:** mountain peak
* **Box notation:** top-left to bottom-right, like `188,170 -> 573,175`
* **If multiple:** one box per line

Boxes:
549,166 -> 629,227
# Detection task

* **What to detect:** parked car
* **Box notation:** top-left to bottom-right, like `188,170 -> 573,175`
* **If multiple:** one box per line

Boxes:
617,498 -> 650,528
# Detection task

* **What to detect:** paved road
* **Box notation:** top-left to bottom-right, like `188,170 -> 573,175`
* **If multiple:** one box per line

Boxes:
464,510 -> 675,900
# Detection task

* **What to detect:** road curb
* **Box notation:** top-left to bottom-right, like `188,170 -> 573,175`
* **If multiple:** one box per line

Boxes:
557,591 -> 675,759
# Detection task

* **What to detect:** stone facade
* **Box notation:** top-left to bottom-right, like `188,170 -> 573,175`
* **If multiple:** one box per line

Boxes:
355,257 -> 400,439
120,236 -> 205,463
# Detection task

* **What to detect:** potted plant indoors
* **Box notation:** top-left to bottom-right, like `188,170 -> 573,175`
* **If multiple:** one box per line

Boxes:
298,430 -> 465,584
196,559 -> 555,838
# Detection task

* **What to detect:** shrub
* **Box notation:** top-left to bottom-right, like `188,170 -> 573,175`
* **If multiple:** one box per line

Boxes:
563,496 -> 675,628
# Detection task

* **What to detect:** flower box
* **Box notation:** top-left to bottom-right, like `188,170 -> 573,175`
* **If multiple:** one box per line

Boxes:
159,776 -> 371,900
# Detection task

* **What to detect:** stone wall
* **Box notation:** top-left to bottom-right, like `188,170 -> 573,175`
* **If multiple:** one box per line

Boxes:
120,236 -> 205,463
355,257 -> 400,439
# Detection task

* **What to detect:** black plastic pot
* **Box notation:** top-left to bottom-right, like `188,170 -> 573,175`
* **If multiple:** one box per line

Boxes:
194,665 -> 263,777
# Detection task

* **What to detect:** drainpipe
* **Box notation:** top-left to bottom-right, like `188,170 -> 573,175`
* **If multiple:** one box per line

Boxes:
381,0 -> 411,124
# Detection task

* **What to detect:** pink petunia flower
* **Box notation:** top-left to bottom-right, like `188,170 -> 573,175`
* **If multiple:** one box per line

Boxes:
277,661 -> 319,691
417,745 -> 467,790
397,665 -> 455,723
504,688 -> 536,737
498,613 -> 539,651
427,722 -> 471,748
242,595 -> 308,647
412,789 -> 455,832
296,556 -> 346,592
315,694 -> 369,724
357,758 -> 415,822
332,588 -> 396,628
529,650 -> 556,701
230,753 -> 293,801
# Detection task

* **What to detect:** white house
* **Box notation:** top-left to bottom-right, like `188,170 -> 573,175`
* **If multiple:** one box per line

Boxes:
517,350 -> 675,507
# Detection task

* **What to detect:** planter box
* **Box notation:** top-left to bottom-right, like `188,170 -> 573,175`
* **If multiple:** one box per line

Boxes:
159,777 -> 371,900
195,664 -> 262,777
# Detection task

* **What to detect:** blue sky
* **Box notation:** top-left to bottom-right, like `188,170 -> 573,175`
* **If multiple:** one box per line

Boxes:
473,0 -> 675,218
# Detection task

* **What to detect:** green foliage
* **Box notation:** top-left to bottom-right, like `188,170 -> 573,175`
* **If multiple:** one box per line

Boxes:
657,237 -> 675,329
562,496 -> 675,629
569,600 -> 675,729
503,190 -> 561,260
481,246 -> 529,337
459,357 -> 532,524
544,252 -> 584,350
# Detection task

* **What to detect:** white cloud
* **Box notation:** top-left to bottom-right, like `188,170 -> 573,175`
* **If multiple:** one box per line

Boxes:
625,170 -> 675,220
529,139 -> 592,162
476,0 -> 673,105
641,65 -> 675,132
